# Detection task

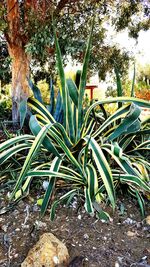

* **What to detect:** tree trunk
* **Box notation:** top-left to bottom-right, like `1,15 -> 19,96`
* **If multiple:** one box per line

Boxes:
5,0 -> 31,122
8,43 -> 30,122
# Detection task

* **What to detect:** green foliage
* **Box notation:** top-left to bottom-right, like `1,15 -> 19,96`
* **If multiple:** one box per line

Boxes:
0,85 -> 12,120
25,25 -> 53,63
0,39 -> 12,86
115,1 -> 150,38
0,24 -> 150,220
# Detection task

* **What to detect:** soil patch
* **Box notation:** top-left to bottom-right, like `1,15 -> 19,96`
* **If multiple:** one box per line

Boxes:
0,188 -> 150,267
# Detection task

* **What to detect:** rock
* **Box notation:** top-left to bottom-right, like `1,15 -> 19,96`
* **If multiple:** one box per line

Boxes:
35,220 -> 47,229
21,233 -> 69,267
127,231 -> 137,237
145,215 -> 150,225
1,224 -> 8,232
123,218 -> 136,225
42,180 -> 49,190
83,233 -> 89,239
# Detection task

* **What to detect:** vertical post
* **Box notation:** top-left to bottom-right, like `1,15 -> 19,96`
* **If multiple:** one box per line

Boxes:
90,88 -> 94,100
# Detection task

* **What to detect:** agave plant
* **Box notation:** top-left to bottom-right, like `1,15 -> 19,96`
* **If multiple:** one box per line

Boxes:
0,21 -> 150,219
28,78 -> 64,124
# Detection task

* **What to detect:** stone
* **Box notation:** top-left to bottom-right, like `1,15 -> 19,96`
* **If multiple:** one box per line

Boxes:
127,231 -> 137,237
145,215 -> 150,225
21,233 -> 69,267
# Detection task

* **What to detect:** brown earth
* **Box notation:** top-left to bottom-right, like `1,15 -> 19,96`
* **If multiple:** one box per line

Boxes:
0,187 -> 150,267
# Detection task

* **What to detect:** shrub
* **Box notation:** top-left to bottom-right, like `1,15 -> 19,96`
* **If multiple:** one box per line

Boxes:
0,21 -> 150,220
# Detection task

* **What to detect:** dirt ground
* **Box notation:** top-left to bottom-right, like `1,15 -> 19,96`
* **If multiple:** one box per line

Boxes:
0,185 -> 150,267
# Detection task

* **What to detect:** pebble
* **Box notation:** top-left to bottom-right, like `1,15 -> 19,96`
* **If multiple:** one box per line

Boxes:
35,220 -> 47,229
83,233 -> 89,239
78,215 -> 82,220
15,228 -> 20,232
127,231 -> 137,237
71,200 -> 77,209
123,218 -> 136,225
145,215 -> 150,225
6,192 -> 11,199
1,225 -> 8,232
22,224 -> 29,229
42,180 -> 49,190
53,256 -> 59,264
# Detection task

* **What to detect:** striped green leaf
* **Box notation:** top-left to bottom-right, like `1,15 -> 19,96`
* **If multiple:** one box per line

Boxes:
26,170 -> 84,184
92,104 -> 131,138
107,103 -> 141,141
96,209 -> 111,221
84,136 -> 115,209
86,164 -> 101,203
135,190 -> 145,218
0,135 -> 34,153
53,23 -> 75,142
29,115 -> 60,157
41,126 -> 82,173
28,79 -> 43,103
83,97 -> 150,136
50,189 -> 77,221
102,144 -> 142,177
66,78 -> 78,107
84,186 -> 94,215
26,170 -> 84,183
0,143 -> 31,164
76,19 -> 94,141
41,157 -> 62,217
15,176 -> 32,200
114,174 -> 150,192
11,123 -> 56,199
28,97 -> 55,123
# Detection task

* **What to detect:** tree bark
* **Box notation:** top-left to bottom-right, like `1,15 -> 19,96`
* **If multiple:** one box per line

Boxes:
6,0 -> 30,122
7,43 -> 30,122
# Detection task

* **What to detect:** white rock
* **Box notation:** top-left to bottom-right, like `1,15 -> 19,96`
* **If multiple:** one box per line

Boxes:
42,181 -> 49,190
83,233 -> 89,239
78,214 -> 82,220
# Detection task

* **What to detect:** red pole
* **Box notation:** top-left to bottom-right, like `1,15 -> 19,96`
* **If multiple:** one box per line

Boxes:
90,88 -> 94,100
